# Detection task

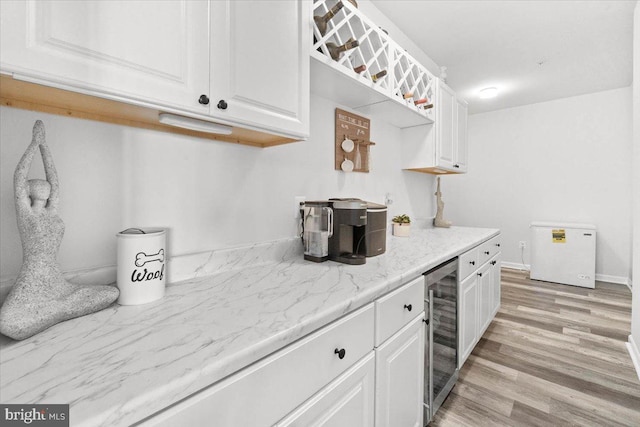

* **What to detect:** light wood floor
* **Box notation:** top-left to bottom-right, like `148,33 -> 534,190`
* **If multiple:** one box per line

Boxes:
432,268 -> 640,427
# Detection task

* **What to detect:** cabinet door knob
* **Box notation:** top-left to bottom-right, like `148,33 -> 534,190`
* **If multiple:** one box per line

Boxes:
198,94 -> 210,105
470,261 -> 475,265
496,243 -> 501,247
484,251 -> 490,255
217,99 -> 228,110
454,164 -> 460,168
334,348 -> 346,359
404,304 -> 412,312
478,272 -> 483,277
491,261 -> 497,265
423,318 -> 429,325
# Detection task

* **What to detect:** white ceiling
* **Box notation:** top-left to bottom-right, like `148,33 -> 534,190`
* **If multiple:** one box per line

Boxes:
370,0 -> 636,114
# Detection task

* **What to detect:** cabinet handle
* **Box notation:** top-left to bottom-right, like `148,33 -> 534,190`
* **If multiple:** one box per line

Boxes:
470,261 -> 475,266
198,94 -> 210,105
334,348 -> 346,360
404,304 -> 412,312
496,243 -> 501,247
454,164 -> 460,168
217,99 -> 228,110
478,272 -> 483,277
484,251 -> 490,255
491,261 -> 497,265
423,318 -> 429,325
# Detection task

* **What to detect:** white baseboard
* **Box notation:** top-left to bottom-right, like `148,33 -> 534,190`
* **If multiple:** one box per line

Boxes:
595,274 -> 631,290
627,335 -> 640,381
498,263 -> 631,289
501,261 -> 530,271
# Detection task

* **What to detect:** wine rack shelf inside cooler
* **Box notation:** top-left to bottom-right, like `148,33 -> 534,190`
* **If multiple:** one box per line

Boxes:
311,0 -> 436,128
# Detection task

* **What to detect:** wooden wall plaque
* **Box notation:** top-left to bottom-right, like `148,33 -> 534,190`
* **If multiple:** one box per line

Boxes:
335,108 -> 374,173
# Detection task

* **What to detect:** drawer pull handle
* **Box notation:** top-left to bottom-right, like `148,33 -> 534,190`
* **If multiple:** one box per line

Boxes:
478,272 -> 483,277
404,304 -> 412,312
484,251 -> 490,255
334,348 -> 346,359
469,261 -> 475,265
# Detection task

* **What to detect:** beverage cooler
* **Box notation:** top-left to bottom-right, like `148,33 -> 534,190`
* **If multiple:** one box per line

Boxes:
423,258 -> 459,424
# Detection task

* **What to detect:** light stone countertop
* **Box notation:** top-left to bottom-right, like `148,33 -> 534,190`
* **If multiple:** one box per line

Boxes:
0,226 -> 499,426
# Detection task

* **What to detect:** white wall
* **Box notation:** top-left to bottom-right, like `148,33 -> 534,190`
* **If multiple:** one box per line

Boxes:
630,0 -> 640,368
444,87 -> 633,283
0,95 -> 435,278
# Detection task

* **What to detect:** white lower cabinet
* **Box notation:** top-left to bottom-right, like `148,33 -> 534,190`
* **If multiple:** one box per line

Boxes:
458,234 -> 502,368
478,262 -> 493,334
141,276 -> 428,427
374,315 -> 424,427
490,253 -> 502,316
458,272 -> 479,366
276,353 -> 375,427
140,304 -> 374,427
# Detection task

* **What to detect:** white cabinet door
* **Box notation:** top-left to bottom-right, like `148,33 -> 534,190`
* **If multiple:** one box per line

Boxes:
477,263 -> 493,336
375,315 -> 424,427
490,254 -> 502,317
0,0 -> 210,113
435,81 -> 456,170
277,353 -> 375,427
458,273 -> 478,368
454,99 -> 468,172
210,0 -> 310,138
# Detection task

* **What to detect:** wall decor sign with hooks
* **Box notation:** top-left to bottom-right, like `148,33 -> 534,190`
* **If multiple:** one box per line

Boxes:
335,108 -> 375,173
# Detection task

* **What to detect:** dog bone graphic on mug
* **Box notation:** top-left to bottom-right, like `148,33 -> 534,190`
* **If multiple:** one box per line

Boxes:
135,249 -> 165,267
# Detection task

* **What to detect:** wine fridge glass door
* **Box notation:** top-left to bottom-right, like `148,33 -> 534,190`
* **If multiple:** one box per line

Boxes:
425,258 -> 459,420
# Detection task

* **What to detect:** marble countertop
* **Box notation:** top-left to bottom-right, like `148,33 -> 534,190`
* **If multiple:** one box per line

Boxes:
0,226 -> 499,426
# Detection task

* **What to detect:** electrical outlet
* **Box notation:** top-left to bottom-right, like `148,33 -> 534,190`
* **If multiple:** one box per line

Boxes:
294,196 -> 306,219
519,241 -> 526,249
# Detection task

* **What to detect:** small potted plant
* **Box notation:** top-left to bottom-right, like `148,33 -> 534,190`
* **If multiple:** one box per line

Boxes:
392,214 -> 411,237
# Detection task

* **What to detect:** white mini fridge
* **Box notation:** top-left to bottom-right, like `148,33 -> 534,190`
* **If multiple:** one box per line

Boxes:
530,222 -> 596,288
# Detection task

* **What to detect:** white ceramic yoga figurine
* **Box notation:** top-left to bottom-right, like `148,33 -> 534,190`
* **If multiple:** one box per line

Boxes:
0,120 -> 119,340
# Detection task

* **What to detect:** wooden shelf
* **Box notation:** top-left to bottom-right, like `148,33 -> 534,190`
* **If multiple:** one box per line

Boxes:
404,167 -> 461,175
0,75 -> 298,148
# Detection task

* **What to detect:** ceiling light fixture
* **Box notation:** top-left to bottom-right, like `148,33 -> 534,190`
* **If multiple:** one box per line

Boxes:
479,87 -> 498,99
158,113 -> 233,135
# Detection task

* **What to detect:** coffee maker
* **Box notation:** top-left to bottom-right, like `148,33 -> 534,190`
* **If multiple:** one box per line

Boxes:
328,198 -> 368,265
355,201 -> 387,257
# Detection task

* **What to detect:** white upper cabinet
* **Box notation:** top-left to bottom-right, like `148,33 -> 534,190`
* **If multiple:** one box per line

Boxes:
436,82 -> 456,170
455,98 -> 469,171
210,0 -> 310,137
1,0 -> 310,143
0,0 -> 210,113
402,79 -> 469,174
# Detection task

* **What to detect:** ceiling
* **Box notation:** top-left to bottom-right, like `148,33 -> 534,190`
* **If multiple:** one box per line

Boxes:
370,0 -> 636,114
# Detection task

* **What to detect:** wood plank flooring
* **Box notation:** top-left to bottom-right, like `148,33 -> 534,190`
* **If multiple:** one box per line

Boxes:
432,268 -> 640,427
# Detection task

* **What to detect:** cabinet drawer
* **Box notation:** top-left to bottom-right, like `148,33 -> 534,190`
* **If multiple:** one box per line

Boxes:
375,276 -> 424,346
141,304 -> 374,427
458,247 -> 479,280
479,235 -> 501,266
